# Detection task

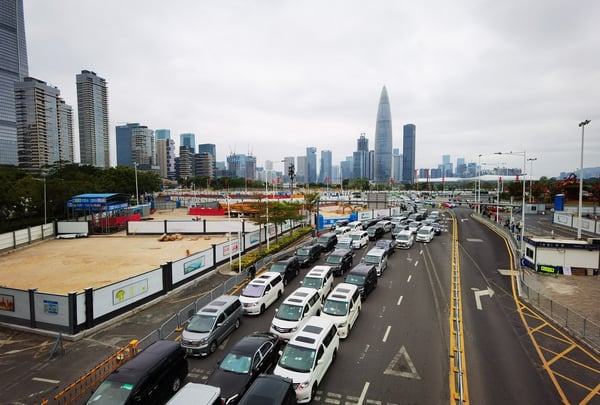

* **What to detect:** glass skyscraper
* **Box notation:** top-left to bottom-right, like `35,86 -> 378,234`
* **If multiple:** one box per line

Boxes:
77,70 -> 110,168
319,150 -> 332,184
374,86 -> 393,184
0,0 -> 29,166
306,147 -> 317,184
402,124 -> 416,184
116,123 -> 155,168
180,133 -> 195,152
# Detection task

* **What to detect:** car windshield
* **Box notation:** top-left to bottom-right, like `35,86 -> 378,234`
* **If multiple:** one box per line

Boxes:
278,344 -> 315,373
323,299 -> 348,316
186,314 -> 216,333
302,276 -> 322,289
275,303 -> 303,321
326,255 -> 343,264
219,352 -> 252,374
346,274 -> 365,284
397,234 -> 410,241
270,264 -> 286,273
350,234 -> 362,240
296,248 -> 310,256
317,237 -> 329,244
375,241 -> 388,249
242,284 -> 266,298
363,255 -> 380,264
337,242 -> 352,249
86,380 -> 133,404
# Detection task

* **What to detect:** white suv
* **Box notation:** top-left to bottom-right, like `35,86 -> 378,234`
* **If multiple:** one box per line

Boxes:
349,230 -> 368,249
301,265 -> 334,302
270,287 -> 321,340
239,272 -> 284,315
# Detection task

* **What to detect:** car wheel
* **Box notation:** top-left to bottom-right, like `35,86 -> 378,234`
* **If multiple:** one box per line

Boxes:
310,383 -> 318,402
234,318 -> 241,329
295,268 -> 299,276
209,340 -> 217,354
277,290 -> 282,299
283,278 -> 288,287
260,304 -> 266,314
171,376 -> 182,393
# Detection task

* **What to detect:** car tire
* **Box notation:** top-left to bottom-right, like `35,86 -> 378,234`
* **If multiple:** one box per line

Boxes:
310,383 -> 317,402
234,318 -> 241,329
260,304 -> 266,314
171,376 -> 182,393
209,340 -> 217,354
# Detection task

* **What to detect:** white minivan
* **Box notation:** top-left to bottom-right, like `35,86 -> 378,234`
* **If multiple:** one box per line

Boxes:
301,265 -> 334,301
416,225 -> 435,243
349,230 -> 369,249
270,287 -> 321,340
362,247 -> 388,276
239,272 -> 284,315
274,316 -> 340,403
320,283 -> 361,339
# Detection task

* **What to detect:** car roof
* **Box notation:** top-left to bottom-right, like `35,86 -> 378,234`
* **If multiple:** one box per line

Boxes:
239,375 -> 293,405
348,263 -> 375,274
276,256 -> 296,264
284,287 -> 318,303
251,272 -> 281,283
107,340 -> 182,384
306,266 -> 331,277
366,247 -> 386,255
330,248 -> 351,255
229,332 -> 276,355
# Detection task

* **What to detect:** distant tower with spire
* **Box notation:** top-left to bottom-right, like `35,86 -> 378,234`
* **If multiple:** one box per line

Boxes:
374,86 -> 393,184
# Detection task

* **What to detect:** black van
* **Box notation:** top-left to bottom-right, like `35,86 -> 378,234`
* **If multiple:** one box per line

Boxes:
269,256 -> 300,286
87,340 -> 189,405
237,374 -> 297,405
316,232 -> 338,252
344,263 -> 378,300
295,243 -> 322,267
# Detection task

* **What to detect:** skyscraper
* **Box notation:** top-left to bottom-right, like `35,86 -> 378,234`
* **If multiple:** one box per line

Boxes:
116,123 -> 155,168
402,124 -> 416,184
155,129 -> 171,140
0,0 -> 29,166
180,133 -> 195,152
15,77 -> 73,173
199,143 -> 216,177
318,150 -> 332,184
306,147 -> 317,184
392,148 -> 402,183
353,133 -> 369,179
77,70 -> 110,168
374,86 -> 393,184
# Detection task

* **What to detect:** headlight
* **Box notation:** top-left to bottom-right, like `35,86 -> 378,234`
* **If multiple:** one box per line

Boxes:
297,381 -> 311,390
199,337 -> 208,344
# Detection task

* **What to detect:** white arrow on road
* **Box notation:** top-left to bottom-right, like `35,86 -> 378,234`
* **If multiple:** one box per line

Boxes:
474,287 -> 495,310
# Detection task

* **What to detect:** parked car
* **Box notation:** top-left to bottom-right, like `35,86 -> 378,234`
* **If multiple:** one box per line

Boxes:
346,221 -> 364,231
345,263 -> 378,300
237,374 -> 297,405
87,340 -> 188,405
316,232 -> 338,252
181,295 -> 242,356
407,221 -> 422,234
270,256 -> 300,286
334,226 -> 352,237
295,244 -> 322,268
300,265 -> 334,301
325,248 -> 354,276
376,220 -> 393,233
320,283 -> 362,339
166,383 -> 221,405
205,332 -> 284,404
375,239 -> 396,256
240,272 -> 285,315
270,287 -> 321,340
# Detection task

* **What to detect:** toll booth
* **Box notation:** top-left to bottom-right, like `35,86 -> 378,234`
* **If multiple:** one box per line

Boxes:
521,236 -> 600,275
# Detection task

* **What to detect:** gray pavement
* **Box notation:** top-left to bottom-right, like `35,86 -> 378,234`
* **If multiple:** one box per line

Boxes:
1,212 -> 599,404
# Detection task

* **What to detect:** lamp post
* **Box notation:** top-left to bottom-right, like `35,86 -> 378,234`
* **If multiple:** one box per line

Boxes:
577,120 -> 591,240
265,174 -> 270,250
227,197 -> 232,269
239,219 -> 243,273
134,162 -> 140,206
477,154 -> 482,214
527,157 -> 537,203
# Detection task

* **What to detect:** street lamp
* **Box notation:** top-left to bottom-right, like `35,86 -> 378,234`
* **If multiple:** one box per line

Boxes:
527,157 -> 537,203
577,119 -> 591,240
134,162 -> 140,206
265,174 -> 270,250
477,154 -> 482,214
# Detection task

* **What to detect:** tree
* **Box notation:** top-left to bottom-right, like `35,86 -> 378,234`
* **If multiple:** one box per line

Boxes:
302,192 -> 320,227
269,201 -> 303,241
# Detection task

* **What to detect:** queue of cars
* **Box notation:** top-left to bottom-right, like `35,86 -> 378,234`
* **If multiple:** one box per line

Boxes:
95,209 -> 443,405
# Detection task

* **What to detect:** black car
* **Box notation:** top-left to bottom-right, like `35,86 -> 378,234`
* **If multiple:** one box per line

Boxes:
206,332 -> 284,405
295,243 -> 322,267
366,224 -> 385,240
345,263 -> 377,300
269,256 -> 300,286
375,239 -> 396,256
325,248 -> 354,276
431,222 -> 442,235
316,232 -> 338,252
360,219 -> 378,230
238,374 -> 297,405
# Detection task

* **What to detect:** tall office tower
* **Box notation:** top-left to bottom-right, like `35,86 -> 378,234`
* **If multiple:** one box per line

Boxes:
155,129 -> 170,140
296,156 -> 306,184
156,138 -> 175,179
442,154 -> 452,177
306,147 -> 317,184
374,86 -> 393,184
282,156 -> 294,182
245,154 -> 257,180
116,123 -> 154,168
194,152 -> 215,178
198,143 -> 216,177
340,156 -> 353,182
456,157 -> 466,177
180,133 -> 195,153
0,0 -> 29,166
227,153 -> 255,179
77,70 -> 110,168
392,148 -> 403,183
15,77 -> 73,173
319,150 -> 332,184
402,124 -> 416,184
353,133 -> 369,179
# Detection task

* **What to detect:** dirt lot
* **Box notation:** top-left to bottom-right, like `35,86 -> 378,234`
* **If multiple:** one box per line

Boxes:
0,209 -> 227,294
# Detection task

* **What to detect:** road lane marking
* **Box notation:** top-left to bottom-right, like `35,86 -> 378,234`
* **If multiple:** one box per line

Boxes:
466,238 -> 483,242
32,377 -> 60,384
397,295 -> 403,306
473,287 -> 495,310
384,346 -> 421,379
414,260 -> 419,267
407,275 -> 412,283
357,382 -> 370,405
382,325 -> 391,342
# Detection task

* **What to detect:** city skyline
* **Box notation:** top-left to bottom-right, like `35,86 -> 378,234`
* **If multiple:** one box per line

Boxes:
16,1 -> 600,178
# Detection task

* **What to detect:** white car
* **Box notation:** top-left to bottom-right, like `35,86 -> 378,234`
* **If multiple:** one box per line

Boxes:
301,265 -> 334,302
239,272 -> 284,315
320,283 -> 361,339
270,287 -> 321,340
349,230 -> 369,249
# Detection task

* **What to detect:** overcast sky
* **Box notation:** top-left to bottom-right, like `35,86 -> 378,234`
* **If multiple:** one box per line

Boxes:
24,0 -> 600,178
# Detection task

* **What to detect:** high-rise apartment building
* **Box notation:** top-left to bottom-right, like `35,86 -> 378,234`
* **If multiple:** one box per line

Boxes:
15,77 -> 73,173
180,133 -> 195,153
155,129 -> 171,140
0,0 -> 29,166
116,123 -> 155,168
306,147 -> 317,184
319,150 -> 332,184
198,143 -> 216,178
156,138 -> 176,179
77,70 -> 110,168
282,156 -> 295,183
402,124 -> 416,184
296,156 -> 306,184
194,152 -> 215,178
353,133 -> 370,180
374,86 -> 393,184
